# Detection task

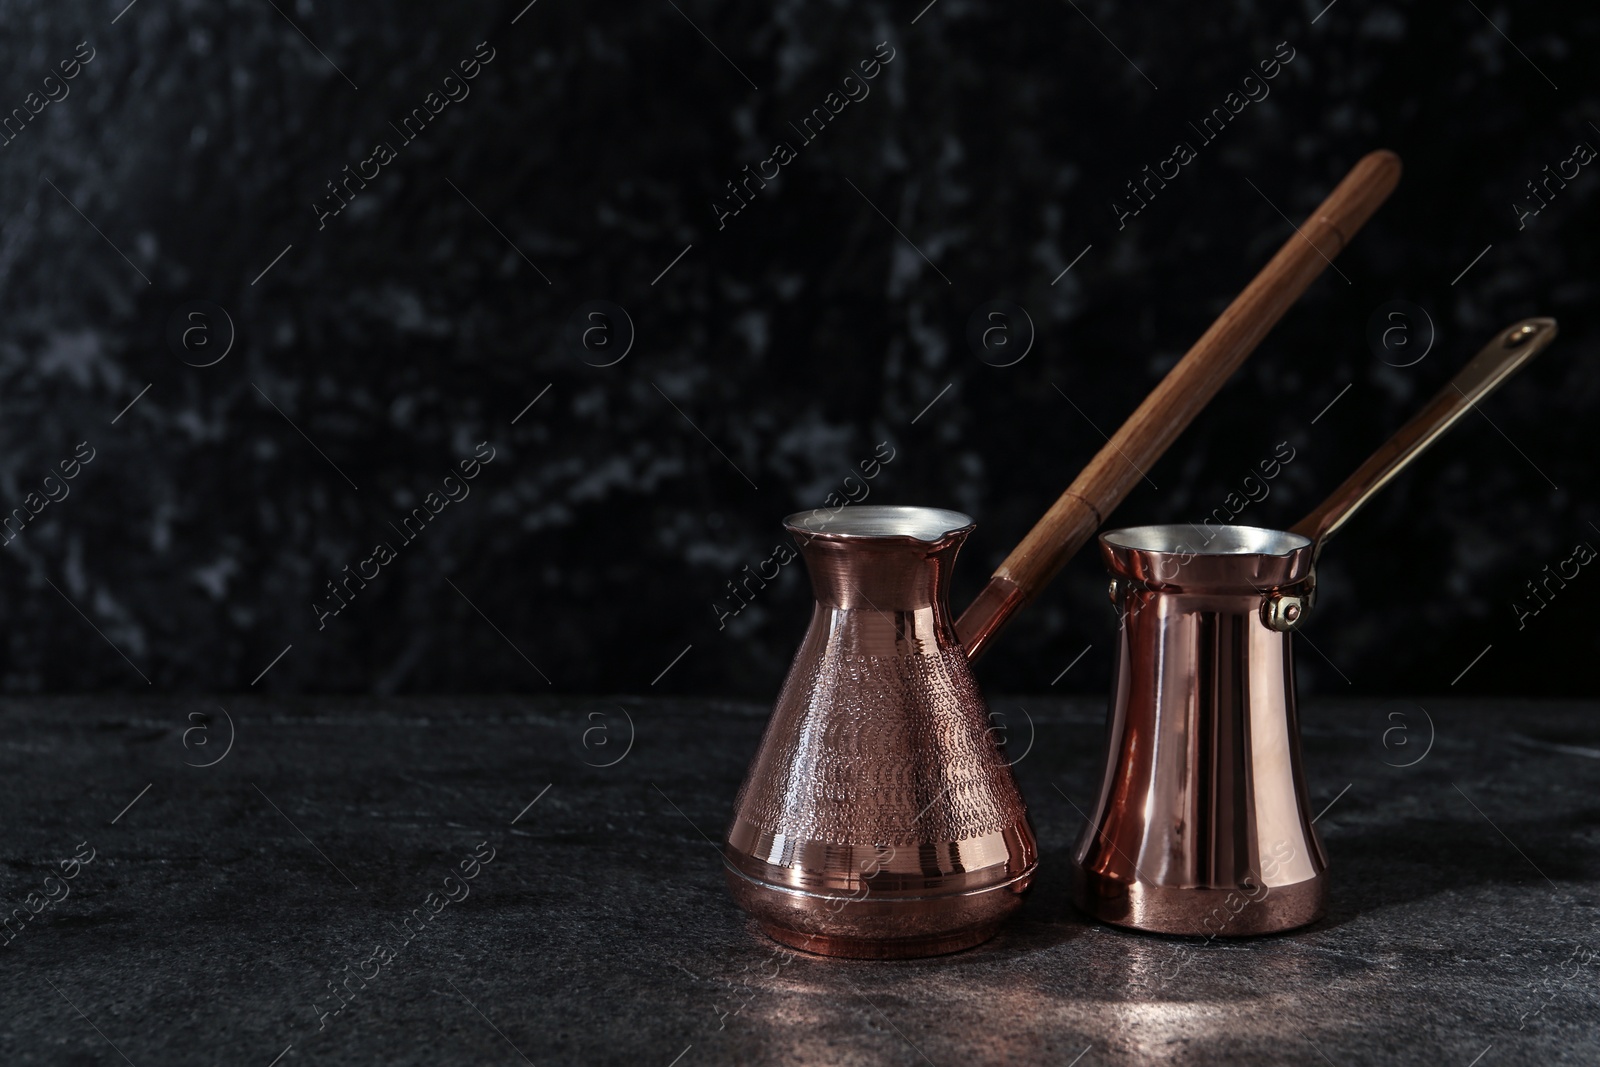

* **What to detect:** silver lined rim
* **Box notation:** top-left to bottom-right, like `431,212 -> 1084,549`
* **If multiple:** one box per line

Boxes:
1102,523 -> 1312,557
785,505 -> 975,542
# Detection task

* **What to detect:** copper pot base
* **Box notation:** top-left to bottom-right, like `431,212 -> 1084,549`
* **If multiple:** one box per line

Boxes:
724,861 -> 1033,960
758,922 -> 1000,960
1070,863 -> 1326,937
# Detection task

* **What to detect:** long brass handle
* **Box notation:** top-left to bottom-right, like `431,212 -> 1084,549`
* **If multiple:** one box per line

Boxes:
1290,317 -> 1559,556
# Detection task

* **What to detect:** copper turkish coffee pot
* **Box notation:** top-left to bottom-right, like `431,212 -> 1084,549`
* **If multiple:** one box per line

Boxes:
723,151 -> 1403,958
1072,316 -> 1559,936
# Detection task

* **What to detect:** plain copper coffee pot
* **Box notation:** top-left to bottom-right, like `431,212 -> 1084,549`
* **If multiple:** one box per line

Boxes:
1072,317 -> 1559,936
724,151 -> 1403,958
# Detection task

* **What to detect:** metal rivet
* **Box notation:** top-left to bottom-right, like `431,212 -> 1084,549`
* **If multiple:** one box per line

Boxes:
1262,593 -> 1309,632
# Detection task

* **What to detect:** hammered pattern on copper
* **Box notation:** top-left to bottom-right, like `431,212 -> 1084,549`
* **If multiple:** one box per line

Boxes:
738,645 -> 1025,847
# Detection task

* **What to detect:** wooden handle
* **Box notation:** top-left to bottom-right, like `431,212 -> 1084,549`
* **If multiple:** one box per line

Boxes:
957,149 -> 1403,660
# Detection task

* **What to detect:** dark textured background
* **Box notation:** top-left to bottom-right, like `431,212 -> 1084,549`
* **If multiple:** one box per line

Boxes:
1,0 -> 1595,697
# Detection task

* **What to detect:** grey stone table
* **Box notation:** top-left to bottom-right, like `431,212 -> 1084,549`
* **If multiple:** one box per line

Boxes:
1,695 -> 1596,1066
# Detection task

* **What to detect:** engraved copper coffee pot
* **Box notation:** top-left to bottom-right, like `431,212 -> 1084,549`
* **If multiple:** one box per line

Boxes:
724,506 -> 1036,959
724,151 -> 1403,957
1072,317 -> 1559,935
